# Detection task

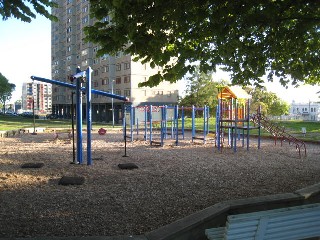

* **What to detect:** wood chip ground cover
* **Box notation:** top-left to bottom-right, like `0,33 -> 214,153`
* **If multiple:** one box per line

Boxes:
0,130 -> 319,237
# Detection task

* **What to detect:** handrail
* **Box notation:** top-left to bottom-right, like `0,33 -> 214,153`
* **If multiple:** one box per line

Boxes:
251,113 -> 306,157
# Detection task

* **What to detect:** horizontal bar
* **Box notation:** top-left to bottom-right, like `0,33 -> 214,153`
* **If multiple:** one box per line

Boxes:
31,76 -> 129,101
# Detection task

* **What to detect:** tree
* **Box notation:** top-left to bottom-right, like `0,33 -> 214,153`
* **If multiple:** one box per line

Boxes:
0,0 -> 57,22
179,66 -> 227,116
85,1 -> 320,88
245,86 -> 290,116
0,73 -> 16,112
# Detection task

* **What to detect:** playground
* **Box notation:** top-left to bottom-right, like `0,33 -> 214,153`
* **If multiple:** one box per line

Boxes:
0,130 -> 320,238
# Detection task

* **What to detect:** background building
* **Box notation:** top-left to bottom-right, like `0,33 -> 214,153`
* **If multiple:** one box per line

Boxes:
289,101 -> 320,121
21,82 -> 52,113
51,0 -> 179,122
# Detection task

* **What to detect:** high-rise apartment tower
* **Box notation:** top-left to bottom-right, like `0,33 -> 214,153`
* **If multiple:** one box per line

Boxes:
51,0 -> 179,122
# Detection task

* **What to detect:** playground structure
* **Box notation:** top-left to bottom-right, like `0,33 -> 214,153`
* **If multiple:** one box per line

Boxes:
123,105 -> 210,146
216,86 -> 261,152
31,66 -> 128,165
216,86 -> 306,156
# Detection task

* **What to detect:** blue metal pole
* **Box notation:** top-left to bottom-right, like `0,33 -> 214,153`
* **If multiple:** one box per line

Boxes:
216,100 -> 221,151
203,106 -> 207,144
149,105 -> 153,144
75,67 -> 83,164
144,105 -> 147,140
234,99 -> 238,152
181,106 -> 185,140
206,106 -> 210,135
86,67 -> 92,165
175,105 -> 179,146
258,104 -> 261,149
164,105 -> 167,139
130,106 -> 133,141
192,105 -> 195,142
161,107 -> 164,147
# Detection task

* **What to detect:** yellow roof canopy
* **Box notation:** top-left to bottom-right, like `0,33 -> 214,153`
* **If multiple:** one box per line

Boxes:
218,86 -> 251,99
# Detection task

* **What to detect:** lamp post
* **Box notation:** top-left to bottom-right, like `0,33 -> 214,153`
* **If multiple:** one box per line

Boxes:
111,79 -> 115,128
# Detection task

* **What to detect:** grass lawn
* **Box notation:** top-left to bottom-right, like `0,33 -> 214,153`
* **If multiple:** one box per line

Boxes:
1,115 -> 319,142
0,115 -> 118,131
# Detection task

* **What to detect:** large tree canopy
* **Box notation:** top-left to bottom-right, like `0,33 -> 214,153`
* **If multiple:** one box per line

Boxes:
0,0 -> 57,22
245,86 -> 290,116
85,0 -> 320,88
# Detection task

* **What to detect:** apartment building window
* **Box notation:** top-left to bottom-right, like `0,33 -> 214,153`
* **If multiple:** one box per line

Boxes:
82,59 -> 88,66
93,58 -> 99,65
115,77 -> 121,84
93,81 -> 98,87
67,37 -> 71,43
124,62 -> 130,70
93,46 -> 98,53
116,63 -> 121,71
124,90 -> 131,97
81,49 -> 88,56
67,26 -> 72,33
115,90 -> 121,95
153,90 -> 163,95
101,54 -> 109,60
102,16 -> 109,22
67,8 -> 72,14
82,6 -> 88,13
102,78 -> 109,85
67,46 -> 71,52
167,91 -> 172,97
67,0 -> 73,4
115,52 -> 121,58
93,69 -> 99,76
82,16 -> 89,24
66,56 -> 71,61
103,65 -> 109,72
124,76 -> 130,83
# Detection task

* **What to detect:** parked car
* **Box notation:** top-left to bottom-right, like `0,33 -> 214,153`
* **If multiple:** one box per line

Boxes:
5,111 -> 18,116
20,112 -> 39,119
46,114 -> 58,119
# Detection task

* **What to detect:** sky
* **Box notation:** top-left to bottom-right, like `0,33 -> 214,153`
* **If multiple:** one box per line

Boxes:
211,70 -> 320,104
1,13 -> 319,105
0,14 -> 51,103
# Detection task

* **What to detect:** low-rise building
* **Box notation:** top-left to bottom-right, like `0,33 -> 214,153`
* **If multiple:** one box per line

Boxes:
289,101 -> 320,121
